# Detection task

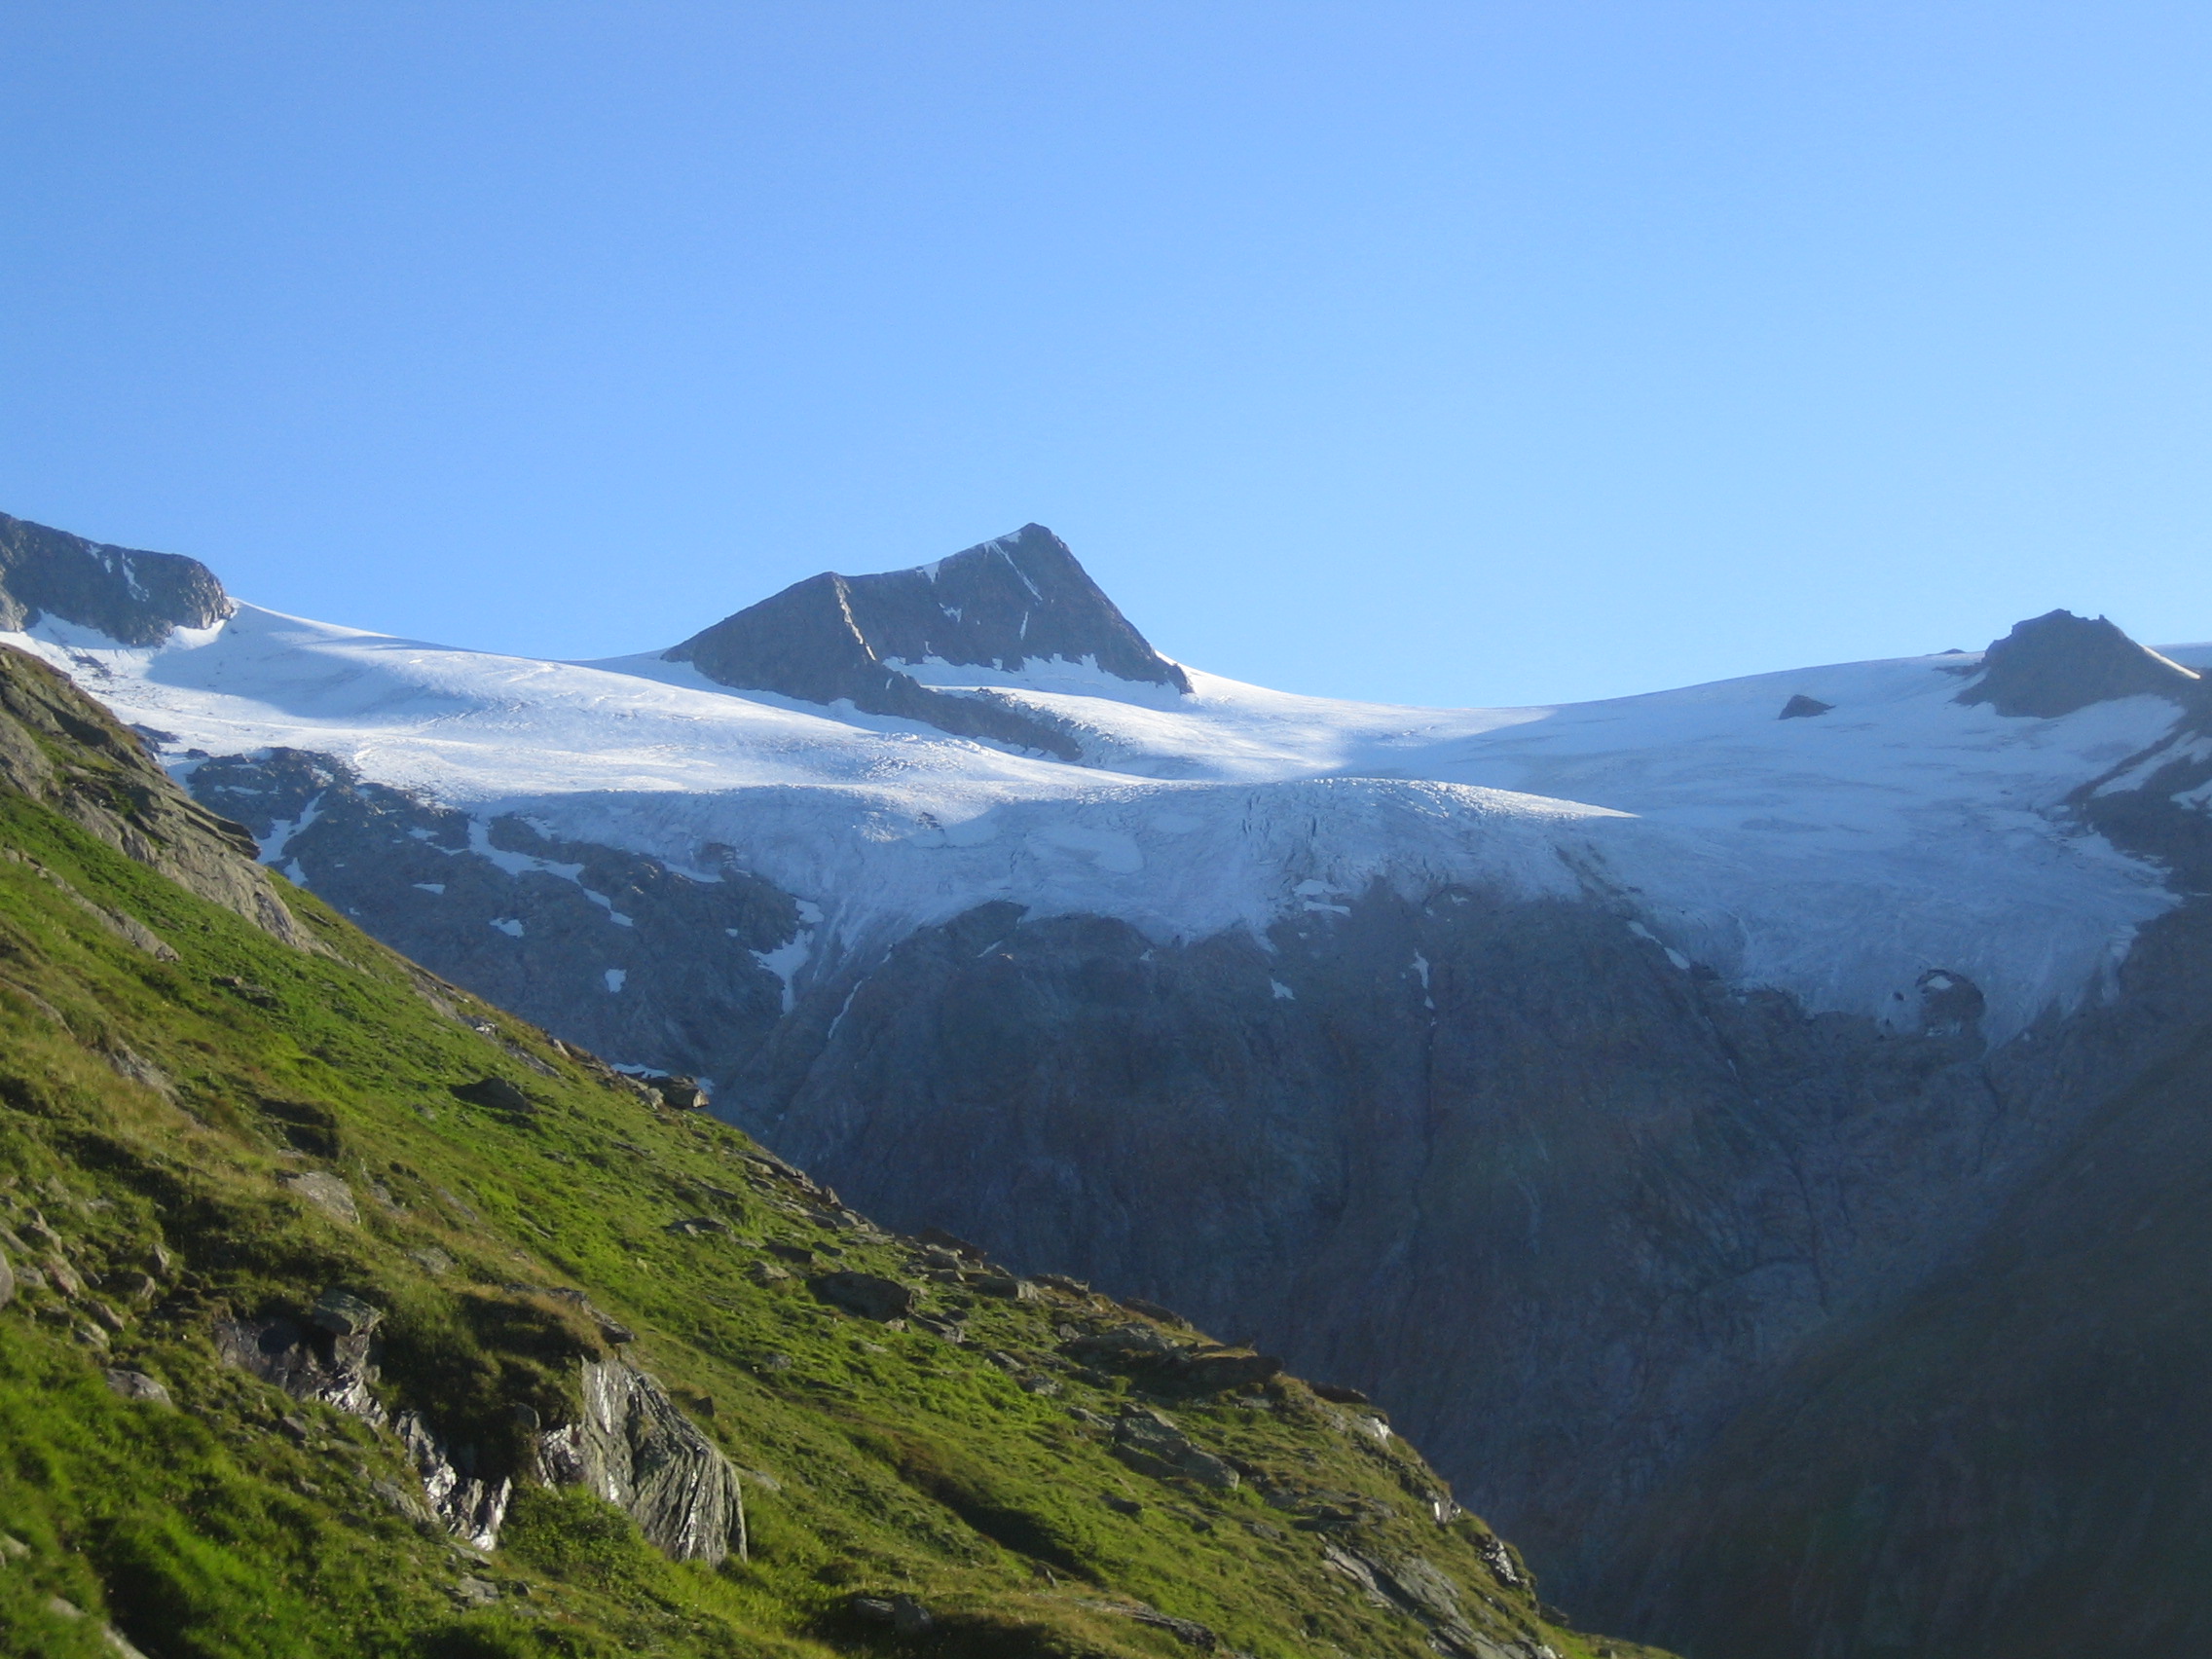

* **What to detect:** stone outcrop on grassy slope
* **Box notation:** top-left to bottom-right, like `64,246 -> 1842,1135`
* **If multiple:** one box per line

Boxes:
0,644 -> 311,948
536,1357 -> 746,1562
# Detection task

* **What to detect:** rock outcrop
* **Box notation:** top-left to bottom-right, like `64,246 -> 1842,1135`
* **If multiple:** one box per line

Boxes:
1957,608 -> 2201,718
0,645 -> 312,948
216,1312 -> 740,1562
535,1358 -> 746,1563
0,510 -> 233,646
664,523 -> 1187,756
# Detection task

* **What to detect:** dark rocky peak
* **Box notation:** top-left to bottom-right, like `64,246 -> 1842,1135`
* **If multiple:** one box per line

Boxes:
669,523 -> 1188,693
1958,608 -> 2201,719
663,525 -> 1185,760
853,523 -> 1188,690
0,510 -> 234,646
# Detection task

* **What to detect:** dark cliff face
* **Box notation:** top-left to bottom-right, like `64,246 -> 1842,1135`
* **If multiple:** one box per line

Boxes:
664,525 -> 1187,756
1581,706 -> 2212,1658
0,510 -> 235,646
719,887 -> 2062,1610
1593,903 -> 2212,1659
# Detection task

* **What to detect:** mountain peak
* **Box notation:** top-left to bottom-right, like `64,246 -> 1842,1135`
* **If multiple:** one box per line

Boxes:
1958,608 -> 2200,719
664,525 -> 1187,756
0,511 -> 233,646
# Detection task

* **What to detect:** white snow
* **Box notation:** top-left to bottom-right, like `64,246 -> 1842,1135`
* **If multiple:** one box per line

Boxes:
754,934 -> 812,1014
490,917 -> 525,939
5,604 -> 2199,1042
603,968 -> 626,993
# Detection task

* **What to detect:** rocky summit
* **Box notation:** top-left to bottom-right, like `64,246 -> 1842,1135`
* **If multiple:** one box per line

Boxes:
0,510 -> 234,648
663,523 -> 1189,757
10,510 -> 2212,1657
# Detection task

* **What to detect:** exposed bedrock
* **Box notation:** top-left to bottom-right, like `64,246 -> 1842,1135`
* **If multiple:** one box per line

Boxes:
0,509 -> 234,645
1597,895 -> 2212,1658
1956,607 -> 2202,718
664,523 -> 1187,756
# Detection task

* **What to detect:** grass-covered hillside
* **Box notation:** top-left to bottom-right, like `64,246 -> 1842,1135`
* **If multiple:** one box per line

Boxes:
0,643 -> 1665,1659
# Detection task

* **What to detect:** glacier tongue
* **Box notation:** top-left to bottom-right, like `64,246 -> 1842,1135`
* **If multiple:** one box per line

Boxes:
1,595 -> 2196,1042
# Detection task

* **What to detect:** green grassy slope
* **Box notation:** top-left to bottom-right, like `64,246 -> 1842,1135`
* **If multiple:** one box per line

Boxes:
0,645 -> 1664,1659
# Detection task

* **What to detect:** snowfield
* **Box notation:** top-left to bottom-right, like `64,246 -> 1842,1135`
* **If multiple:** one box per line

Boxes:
9,602 -> 2202,1043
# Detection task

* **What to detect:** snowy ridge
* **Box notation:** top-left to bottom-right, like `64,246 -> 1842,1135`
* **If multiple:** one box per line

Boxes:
4,600 -> 2198,1042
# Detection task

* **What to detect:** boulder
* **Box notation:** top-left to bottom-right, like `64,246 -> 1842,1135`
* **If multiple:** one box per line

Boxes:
103,1369 -> 171,1406
1778,694 -> 1833,719
212,975 -> 278,1007
917,1226 -> 987,1262
1065,1322 -> 1185,1361
851,1593 -> 935,1636
535,1357 -> 745,1563
214,1315 -> 384,1421
1122,1604 -> 1220,1649
808,1271 -> 916,1322
451,1076 -> 536,1116
665,1216 -> 728,1237
451,1575 -> 500,1609
1112,1407 -> 1239,1491
640,1073 -> 708,1110
1176,1349 -> 1283,1392
277,1171 -> 358,1227
0,1246 -> 12,1309
312,1287 -> 384,1338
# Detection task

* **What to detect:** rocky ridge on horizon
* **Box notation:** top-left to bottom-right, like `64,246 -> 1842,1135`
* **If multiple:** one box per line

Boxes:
0,509 -> 233,648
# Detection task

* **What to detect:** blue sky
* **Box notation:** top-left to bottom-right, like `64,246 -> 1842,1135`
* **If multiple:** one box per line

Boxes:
4,3 -> 2209,706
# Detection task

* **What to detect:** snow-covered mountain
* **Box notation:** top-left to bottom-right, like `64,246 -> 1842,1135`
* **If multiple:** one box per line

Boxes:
10,505 -> 2212,1658
5,515 -> 2199,1043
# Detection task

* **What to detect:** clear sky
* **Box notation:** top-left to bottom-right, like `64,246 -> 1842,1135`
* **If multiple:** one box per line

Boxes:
4,3 -> 2209,708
